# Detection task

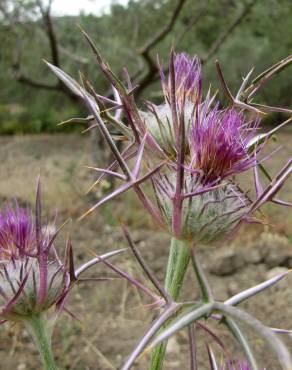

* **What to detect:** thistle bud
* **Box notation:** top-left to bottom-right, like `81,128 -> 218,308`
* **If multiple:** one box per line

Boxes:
0,205 -> 68,321
161,52 -> 202,104
155,173 -> 250,243
140,102 -> 194,156
140,52 -> 202,156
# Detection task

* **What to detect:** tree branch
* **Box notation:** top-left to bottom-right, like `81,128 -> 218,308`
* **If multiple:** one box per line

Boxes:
134,0 -> 188,95
11,0 -> 70,95
135,0 -> 257,95
174,7 -> 206,48
139,0 -> 187,54
59,45 -> 89,65
37,0 -> 60,67
202,0 -> 257,63
11,4 -> 82,102
15,74 -> 60,90
12,35 -> 60,91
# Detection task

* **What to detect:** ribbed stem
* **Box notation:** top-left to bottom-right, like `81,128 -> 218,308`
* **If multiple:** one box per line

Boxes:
25,315 -> 57,370
149,238 -> 190,370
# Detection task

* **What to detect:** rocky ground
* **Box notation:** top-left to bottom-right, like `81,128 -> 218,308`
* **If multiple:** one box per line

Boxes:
0,132 -> 291,370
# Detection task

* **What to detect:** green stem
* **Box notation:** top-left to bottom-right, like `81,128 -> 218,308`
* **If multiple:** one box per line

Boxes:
150,237 -> 191,370
25,315 -> 57,370
224,317 -> 259,370
191,252 -> 214,303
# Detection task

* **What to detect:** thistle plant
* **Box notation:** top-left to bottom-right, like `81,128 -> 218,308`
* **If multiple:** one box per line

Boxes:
44,31 -> 292,369
0,179 -> 140,370
0,181 -> 70,370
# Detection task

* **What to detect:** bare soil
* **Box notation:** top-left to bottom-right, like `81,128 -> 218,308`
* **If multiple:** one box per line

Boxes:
0,132 -> 291,370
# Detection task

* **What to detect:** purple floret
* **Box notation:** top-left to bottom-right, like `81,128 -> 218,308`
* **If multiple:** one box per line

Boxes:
189,105 -> 261,183
0,186 -> 69,320
161,52 -> 202,104
0,205 -> 36,260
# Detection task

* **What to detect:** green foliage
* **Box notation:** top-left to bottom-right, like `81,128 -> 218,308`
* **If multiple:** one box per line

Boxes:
0,0 -> 291,134
0,101 -> 82,134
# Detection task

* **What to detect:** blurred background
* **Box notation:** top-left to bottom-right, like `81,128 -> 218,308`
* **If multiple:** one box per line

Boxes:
0,0 -> 291,134
0,1 -> 291,369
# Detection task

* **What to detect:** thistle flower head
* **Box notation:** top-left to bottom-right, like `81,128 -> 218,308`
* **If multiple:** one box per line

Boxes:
47,42 -> 292,244
0,193 -> 69,321
154,171 -> 251,242
140,52 -> 202,156
161,52 -> 202,104
147,74 -> 261,241
188,106 -> 260,184
0,205 -> 36,260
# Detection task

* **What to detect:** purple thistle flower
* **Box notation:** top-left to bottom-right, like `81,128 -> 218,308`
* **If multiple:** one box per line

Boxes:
140,52 -> 203,156
189,106 -> 260,184
0,185 -> 69,321
161,52 -> 202,105
0,205 -> 36,260
207,345 -> 266,370
88,49 -> 290,242
47,40 -> 291,243
220,359 -> 266,370
138,51 -> 290,241
143,52 -> 261,240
